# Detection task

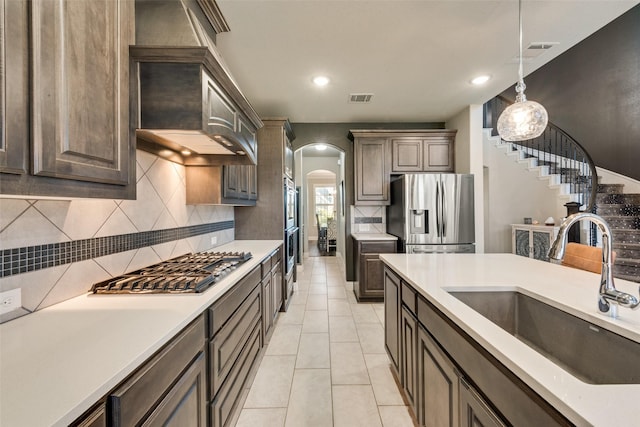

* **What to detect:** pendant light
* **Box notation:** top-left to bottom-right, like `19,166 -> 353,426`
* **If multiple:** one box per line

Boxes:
497,0 -> 548,142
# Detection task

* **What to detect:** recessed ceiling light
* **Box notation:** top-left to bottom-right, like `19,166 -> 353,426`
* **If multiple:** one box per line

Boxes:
470,75 -> 491,85
313,76 -> 330,87
315,144 -> 327,151
181,149 -> 192,156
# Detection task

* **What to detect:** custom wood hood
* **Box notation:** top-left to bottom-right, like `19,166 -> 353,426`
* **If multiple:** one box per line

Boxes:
132,0 -> 262,166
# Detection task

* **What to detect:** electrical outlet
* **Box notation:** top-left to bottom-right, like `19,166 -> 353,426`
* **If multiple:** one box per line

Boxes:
210,236 -> 218,246
0,288 -> 22,315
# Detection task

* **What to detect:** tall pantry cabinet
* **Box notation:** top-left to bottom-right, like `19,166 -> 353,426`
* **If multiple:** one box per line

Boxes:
235,118 -> 296,311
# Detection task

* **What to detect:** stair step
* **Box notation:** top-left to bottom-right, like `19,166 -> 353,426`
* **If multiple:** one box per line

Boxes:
613,273 -> 640,284
612,229 -> 640,244
599,215 -> 640,230
596,193 -> 640,205
596,204 -> 640,216
612,243 -> 640,259
597,183 -> 625,194
613,258 -> 640,279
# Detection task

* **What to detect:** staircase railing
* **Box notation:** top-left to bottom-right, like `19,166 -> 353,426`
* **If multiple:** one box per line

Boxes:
483,95 -> 598,213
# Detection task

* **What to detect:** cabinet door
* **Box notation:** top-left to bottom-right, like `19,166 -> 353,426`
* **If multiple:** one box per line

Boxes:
0,0 -> 29,175
401,306 -> 418,411
423,138 -> 454,172
223,165 -> 240,199
262,272 -> 273,341
532,231 -> 552,261
384,267 -> 400,370
417,326 -> 459,427
273,261 -> 283,314
459,378 -> 505,427
31,0 -> 133,185
361,254 -> 384,299
71,404 -> 106,427
392,139 -> 423,172
247,166 -> 258,200
354,137 -> 390,205
143,352 -> 207,427
513,228 -> 531,258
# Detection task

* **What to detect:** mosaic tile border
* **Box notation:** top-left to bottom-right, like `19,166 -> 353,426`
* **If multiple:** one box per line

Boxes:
354,217 -> 383,224
0,221 -> 234,278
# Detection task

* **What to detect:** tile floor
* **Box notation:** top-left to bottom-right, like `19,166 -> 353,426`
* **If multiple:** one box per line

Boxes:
236,256 -> 415,427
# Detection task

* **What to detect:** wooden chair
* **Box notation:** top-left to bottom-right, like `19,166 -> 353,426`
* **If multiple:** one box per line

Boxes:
561,242 -> 616,274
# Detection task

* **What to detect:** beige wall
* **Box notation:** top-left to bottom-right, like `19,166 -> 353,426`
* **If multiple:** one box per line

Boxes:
446,105 -> 485,253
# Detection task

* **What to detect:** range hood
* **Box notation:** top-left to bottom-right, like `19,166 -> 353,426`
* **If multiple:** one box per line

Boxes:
132,0 -> 262,166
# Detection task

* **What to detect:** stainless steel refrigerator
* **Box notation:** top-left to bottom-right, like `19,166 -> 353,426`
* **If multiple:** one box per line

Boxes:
387,174 -> 475,253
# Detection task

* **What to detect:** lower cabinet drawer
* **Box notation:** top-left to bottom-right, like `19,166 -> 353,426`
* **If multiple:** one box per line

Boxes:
142,351 -> 207,427
108,316 -> 205,427
209,283 -> 262,399
210,320 -> 262,427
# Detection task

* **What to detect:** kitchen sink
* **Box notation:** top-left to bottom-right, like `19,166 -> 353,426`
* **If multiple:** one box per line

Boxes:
448,290 -> 640,384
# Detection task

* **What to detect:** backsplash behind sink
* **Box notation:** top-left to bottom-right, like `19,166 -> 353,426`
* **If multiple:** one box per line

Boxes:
0,150 -> 235,323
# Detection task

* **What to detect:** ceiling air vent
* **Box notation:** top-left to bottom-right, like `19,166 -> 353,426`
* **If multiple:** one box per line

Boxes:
349,93 -> 374,103
526,42 -> 559,50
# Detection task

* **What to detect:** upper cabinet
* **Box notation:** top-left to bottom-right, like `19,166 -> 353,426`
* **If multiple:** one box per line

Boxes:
351,130 -> 457,206
0,0 -> 136,199
353,136 -> 391,205
391,131 -> 456,173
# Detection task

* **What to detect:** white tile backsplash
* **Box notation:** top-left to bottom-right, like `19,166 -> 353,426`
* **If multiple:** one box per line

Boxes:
0,150 -> 235,322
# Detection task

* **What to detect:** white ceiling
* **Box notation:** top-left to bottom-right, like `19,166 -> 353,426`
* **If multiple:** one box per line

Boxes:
215,0 -> 637,123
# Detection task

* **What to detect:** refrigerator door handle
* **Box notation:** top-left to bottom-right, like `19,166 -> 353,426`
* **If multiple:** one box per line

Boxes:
435,182 -> 441,237
441,180 -> 446,237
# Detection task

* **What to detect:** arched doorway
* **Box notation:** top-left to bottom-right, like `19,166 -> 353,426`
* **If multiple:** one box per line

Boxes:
295,144 -> 346,263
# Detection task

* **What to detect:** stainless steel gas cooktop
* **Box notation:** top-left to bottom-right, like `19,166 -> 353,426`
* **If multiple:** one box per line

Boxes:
91,251 -> 252,294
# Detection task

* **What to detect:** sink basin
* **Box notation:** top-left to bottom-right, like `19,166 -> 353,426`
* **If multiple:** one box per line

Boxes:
448,290 -> 640,384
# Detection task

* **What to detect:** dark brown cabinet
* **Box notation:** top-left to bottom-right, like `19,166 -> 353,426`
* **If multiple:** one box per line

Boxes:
185,165 -> 257,205
0,0 -> 29,176
353,136 -> 391,205
0,0 -> 136,199
384,267 -> 401,371
391,132 -> 456,173
384,267 -> 571,427
224,165 -> 257,203
235,118 -> 296,238
351,129 -> 456,206
353,239 -> 397,301
262,247 -> 283,343
391,139 -> 423,172
70,404 -> 106,427
108,317 -> 206,427
459,378 -> 505,427
417,326 -> 460,427
401,306 -> 418,413
208,265 -> 263,427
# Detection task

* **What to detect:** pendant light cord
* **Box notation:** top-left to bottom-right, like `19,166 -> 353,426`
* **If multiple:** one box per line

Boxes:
515,0 -> 526,101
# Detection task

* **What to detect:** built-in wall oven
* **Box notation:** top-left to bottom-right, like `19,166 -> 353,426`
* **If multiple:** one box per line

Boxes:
285,226 -> 298,276
285,177 -> 296,230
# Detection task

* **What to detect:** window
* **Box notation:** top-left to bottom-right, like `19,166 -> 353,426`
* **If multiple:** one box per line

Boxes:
315,185 -> 336,226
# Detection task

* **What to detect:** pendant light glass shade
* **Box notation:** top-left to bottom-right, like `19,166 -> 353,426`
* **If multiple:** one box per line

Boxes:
497,0 -> 548,142
497,93 -> 548,142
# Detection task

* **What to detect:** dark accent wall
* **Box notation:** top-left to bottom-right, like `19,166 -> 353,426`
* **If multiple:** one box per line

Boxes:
291,122 -> 443,281
501,5 -> 640,181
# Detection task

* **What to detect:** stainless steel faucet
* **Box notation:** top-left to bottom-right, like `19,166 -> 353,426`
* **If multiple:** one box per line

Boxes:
548,212 -> 640,317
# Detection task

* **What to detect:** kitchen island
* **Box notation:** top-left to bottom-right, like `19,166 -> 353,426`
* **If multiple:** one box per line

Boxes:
0,240 -> 282,427
380,253 -> 640,427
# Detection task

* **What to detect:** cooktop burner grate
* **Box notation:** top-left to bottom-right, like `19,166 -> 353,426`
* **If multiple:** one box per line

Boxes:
91,251 -> 252,294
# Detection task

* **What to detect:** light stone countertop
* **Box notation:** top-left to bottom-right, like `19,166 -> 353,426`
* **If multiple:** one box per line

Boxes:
351,232 -> 398,241
379,253 -> 640,427
0,240 -> 282,427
